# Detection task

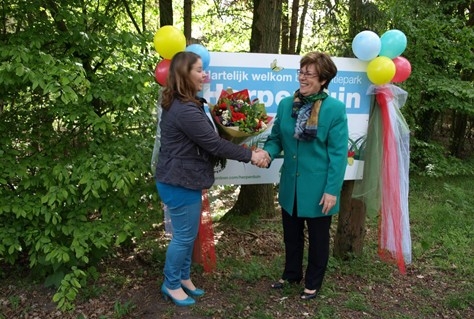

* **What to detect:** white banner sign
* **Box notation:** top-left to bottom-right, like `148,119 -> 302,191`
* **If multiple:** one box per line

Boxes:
201,52 -> 370,185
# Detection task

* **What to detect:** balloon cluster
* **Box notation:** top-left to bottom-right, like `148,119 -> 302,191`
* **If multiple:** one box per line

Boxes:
352,29 -> 411,85
153,26 -> 211,86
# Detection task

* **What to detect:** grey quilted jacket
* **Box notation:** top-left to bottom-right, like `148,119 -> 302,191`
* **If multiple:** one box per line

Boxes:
155,98 -> 252,190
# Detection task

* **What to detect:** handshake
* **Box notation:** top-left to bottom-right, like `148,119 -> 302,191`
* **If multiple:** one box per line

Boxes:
250,148 -> 271,168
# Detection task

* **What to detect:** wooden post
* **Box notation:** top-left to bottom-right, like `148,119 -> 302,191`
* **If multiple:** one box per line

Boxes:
333,180 -> 367,259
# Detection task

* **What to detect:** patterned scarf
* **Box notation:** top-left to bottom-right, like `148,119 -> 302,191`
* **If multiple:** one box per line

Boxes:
292,89 -> 328,141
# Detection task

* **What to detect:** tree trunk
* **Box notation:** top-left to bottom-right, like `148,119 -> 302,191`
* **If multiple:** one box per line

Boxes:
183,0 -> 192,41
281,1 -> 289,53
416,100 -> 440,142
449,1 -> 473,158
333,180 -> 367,259
250,0 -> 282,53
348,0 -> 363,39
450,111 -> 468,158
331,0 -> 369,258
288,0 -> 299,54
225,0 -> 283,220
296,0 -> 308,54
225,184 -> 276,218
159,0 -> 173,27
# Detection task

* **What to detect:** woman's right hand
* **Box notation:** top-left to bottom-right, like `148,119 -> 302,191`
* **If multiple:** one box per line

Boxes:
251,149 -> 270,168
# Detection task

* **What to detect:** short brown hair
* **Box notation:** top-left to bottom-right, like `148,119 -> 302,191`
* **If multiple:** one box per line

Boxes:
161,51 -> 202,110
300,52 -> 338,90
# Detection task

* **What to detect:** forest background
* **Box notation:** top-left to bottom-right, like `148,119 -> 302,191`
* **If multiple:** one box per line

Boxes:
0,0 -> 473,318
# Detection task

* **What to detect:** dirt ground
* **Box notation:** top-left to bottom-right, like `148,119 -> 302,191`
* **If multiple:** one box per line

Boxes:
1,222 -> 473,319
1,186 -> 473,318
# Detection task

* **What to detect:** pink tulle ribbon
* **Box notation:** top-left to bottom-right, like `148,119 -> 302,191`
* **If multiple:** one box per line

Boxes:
354,84 -> 411,273
192,190 -> 216,272
376,87 -> 406,274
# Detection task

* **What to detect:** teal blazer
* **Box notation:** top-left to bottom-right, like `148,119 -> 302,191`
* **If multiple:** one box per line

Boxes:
263,95 -> 348,218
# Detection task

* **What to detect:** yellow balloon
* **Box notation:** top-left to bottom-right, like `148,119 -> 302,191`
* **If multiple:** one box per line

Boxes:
366,56 -> 396,85
153,26 -> 186,59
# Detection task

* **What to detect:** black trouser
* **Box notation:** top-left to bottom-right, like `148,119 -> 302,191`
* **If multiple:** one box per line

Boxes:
281,206 -> 332,291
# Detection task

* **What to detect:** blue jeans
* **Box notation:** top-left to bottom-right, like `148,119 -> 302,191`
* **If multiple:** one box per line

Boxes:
156,182 -> 202,289
163,201 -> 202,289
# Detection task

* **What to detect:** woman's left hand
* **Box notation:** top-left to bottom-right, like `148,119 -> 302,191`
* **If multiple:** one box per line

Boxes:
319,193 -> 337,214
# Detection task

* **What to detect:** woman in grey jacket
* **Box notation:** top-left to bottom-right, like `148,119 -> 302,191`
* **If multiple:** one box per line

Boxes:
155,51 -> 269,307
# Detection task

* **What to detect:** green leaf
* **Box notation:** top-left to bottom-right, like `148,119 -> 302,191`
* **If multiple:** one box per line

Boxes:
71,278 -> 81,288
66,290 -> 76,301
115,232 -> 128,246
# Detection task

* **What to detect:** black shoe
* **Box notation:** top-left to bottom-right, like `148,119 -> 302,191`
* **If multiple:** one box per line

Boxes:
271,279 -> 300,289
271,280 -> 285,289
300,289 -> 318,300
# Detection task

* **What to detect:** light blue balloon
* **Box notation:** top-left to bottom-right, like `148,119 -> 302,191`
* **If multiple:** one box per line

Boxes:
352,30 -> 381,61
185,44 -> 211,69
379,29 -> 407,59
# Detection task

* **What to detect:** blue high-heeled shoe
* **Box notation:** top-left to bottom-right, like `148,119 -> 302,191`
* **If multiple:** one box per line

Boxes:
182,285 -> 205,297
161,284 -> 195,306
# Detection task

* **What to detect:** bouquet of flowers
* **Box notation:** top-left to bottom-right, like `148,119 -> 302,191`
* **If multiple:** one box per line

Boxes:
209,88 -> 273,144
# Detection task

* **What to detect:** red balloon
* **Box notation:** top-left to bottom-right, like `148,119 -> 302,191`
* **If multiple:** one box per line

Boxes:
155,59 -> 171,86
392,56 -> 412,83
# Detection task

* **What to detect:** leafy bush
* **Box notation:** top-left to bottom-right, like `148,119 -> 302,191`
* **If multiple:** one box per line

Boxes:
410,138 -> 474,177
0,1 -> 161,310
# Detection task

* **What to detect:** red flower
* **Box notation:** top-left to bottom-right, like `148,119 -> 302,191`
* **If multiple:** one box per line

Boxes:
232,111 -> 246,122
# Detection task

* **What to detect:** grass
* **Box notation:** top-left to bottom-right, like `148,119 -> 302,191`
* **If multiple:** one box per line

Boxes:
409,177 -> 474,274
112,300 -> 136,318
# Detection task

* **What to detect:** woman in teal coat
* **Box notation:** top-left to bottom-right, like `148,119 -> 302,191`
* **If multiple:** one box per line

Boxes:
263,51 -> 348,300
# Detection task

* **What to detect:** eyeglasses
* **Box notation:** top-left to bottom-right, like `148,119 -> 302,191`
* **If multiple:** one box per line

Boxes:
297,70 -> 318,78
